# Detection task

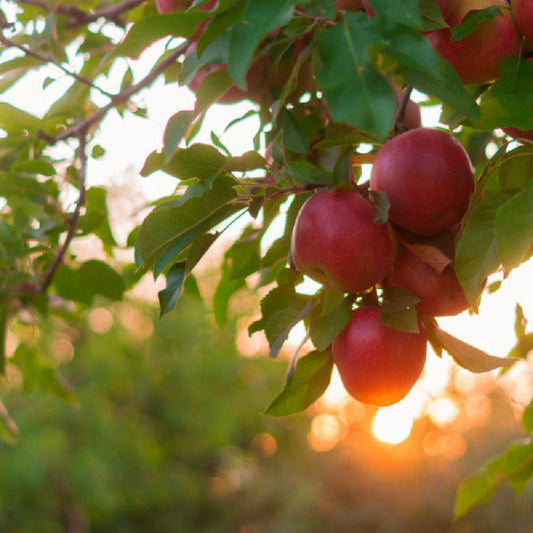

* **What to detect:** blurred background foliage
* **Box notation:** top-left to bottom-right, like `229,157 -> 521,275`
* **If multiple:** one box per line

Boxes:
0,293 -> 531,532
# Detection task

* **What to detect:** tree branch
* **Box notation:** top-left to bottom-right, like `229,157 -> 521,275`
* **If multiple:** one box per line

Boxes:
40,131 -> 88,293
17,0 -> 146,28
38,41 -> 190,145
393,84 -> 414,134
0,34 -> 113,99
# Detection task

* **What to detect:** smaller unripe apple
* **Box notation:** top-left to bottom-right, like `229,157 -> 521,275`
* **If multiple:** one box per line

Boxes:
290,188 -> 397,294
387,246 -> 470,316
332,306 -> 427,406
369,128 -> 475,236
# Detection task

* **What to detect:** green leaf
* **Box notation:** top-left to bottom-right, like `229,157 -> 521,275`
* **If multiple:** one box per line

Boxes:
310,297 -> 352,351
454,471 -> 496,519
380,306 -> 420,333
196,0 -> 247,57
430,324 -> 517,372
417,0 -> 448,31
158,262 -> 187,317
13,159 -> 56,176
0,220 -> 24,261
450,6 -> 502,41
228,0 -> 298,89
213,263 -> 246,327
366,0 -> 423,27
286,161 -> 330,185
226,227 -> 262,279
163,110 -> 196,159
0,103 -> 41,134
523,399 -> 533,433
137,176 -> 240,270
79,187 -> 118,255
226,151 -> 267,172
0,304 -> 7,375
115,12 -> 209,59
162,143 -> 228,182
314,13 -> 395,141
476,57 -> 533,130
0,171 -> 49,201
455,439 -> 533,518
276,109 -> 312,154
304,0 -> 336,18
382,21 -> 479,121
494,179 -> 533,273
249,284 -> 313,358
10,343 -> 76,404
264,348 -> 333,416
455,192 -> 511,307
369,190 -> 391,224
53,260 -> 125,306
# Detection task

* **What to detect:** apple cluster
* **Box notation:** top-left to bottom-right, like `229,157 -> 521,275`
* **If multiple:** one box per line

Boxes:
290,127 -> 476,407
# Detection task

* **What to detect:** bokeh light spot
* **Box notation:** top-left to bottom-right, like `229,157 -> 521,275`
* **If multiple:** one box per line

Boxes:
372,406 -> 413,445
308,413 -> 345,452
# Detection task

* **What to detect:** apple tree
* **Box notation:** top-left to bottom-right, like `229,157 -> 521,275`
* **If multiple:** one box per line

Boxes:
0,0 -> 532,518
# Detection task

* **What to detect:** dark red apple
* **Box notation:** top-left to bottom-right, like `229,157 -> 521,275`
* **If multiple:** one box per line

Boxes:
290,188 -> 397,294
511,0 -> 533,40
502,125 -> 533,142
369,128 -> 475,236
155,0 -> 191,14
426,0 -> 520,84
332,306 -> 427,406
387,246 -> 470,316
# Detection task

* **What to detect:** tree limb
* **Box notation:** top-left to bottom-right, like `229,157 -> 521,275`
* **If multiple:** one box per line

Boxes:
17,0 -> 146,27
40,130 -> 88,293
38,41 -> 190,145
0,34 -> 113,99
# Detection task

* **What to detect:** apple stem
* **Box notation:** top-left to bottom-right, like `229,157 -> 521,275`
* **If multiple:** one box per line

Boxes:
393,84 -> 414,134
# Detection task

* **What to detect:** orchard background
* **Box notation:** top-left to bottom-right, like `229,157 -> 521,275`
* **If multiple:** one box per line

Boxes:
0,0 -> 532,529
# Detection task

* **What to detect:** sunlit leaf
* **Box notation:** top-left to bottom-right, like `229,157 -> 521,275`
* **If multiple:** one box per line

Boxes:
264,348 -> 333,416
430,323 -> 517,372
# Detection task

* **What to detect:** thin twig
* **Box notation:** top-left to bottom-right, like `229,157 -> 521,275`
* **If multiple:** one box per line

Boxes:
39,41 -> 190,145
393,84 -> 414,134
0,35 -> 113,99
40,131 -> 88,292
18,0 -> 145,27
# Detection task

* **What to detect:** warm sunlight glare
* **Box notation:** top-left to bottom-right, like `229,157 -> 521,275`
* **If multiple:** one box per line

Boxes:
372,404 -> 414,445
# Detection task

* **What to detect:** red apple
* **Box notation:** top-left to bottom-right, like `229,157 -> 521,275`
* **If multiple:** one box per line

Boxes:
290,188 -> 397,294
425,0 -> 520,84
332,306 -> 427,406
155,0 -> 191,14
502,125 -> 533,142
511,0 -> 533,40
369,128 -> 475,236
387,246 -> 470,316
